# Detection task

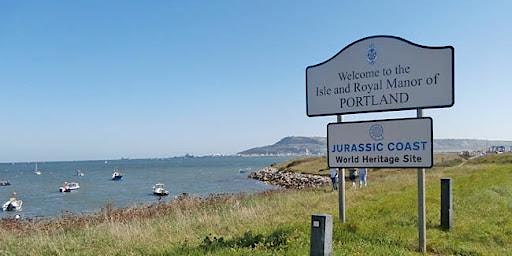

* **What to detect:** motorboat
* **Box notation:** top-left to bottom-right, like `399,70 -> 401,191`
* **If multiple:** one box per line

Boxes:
152,183 -> 169,196
0,180 -> 10,186
59,182 -> 80,192
76,170 -> 85,176
2,193 -> 22,211
34,163 -> 42,175
112,170 -> 123,180
2,199 -> 22,211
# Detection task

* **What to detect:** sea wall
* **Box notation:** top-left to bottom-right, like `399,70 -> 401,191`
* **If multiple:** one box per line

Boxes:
248,167 -> 330,189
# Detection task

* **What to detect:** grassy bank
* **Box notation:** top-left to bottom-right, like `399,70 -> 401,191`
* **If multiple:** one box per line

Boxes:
273,153 -> 465,176
1,154 -> 511,255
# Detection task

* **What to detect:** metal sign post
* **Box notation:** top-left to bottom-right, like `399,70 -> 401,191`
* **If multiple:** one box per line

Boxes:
337,115 -> 346,223
417,108 -> 426,253
306,36 -> 454,253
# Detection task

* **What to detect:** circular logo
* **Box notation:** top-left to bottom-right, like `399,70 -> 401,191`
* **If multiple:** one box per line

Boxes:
369,124 -> 384,141
367,43 -> 377,65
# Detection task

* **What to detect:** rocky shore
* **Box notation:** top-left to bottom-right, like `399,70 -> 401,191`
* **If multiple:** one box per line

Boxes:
248,167 -> 330,189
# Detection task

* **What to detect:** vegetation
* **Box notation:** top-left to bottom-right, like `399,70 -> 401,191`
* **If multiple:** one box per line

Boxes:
1,154 -> 511,255
273,153 -> 465,176
273,156 -> 329,176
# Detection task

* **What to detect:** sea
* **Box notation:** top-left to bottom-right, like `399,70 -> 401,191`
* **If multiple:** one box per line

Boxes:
0,156 -> 291,218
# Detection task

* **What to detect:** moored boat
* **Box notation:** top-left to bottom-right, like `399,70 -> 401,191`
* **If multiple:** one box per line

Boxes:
34,163 -> 42,175
152,183 -> 170,196
59,182 -> 80,192
2,192 -> 22,211
112,170 -> 123,180
0,179 -> 10,186
76,169 -> 85,176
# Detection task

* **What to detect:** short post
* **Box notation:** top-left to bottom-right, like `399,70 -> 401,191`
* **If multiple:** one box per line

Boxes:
440,178 -> 453,230
310,214 -> 333,256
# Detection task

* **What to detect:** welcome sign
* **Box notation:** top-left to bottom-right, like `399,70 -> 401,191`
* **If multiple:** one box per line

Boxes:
327,118 -> 433,168
306,36 -> 453,116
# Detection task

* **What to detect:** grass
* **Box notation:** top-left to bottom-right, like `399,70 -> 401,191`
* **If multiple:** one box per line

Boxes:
1,154 -> 511,255
273,156 -> 329,176
273,153 -> 465,176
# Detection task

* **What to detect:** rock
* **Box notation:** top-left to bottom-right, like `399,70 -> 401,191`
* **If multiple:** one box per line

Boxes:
248,167 -> 330,189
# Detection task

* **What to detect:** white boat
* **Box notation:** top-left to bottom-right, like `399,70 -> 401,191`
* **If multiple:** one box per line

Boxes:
76,170 -> 85,176
112,170 -> 123,180
59,182 -> 80,192
2,193 -> 22,211
152,183 -> 170,196
0,180 -> 10,186
2,199 -> 22,211
34,163 -> 42,175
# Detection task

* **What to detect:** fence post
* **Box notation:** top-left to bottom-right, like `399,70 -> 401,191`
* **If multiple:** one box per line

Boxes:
441,178 -> 453,230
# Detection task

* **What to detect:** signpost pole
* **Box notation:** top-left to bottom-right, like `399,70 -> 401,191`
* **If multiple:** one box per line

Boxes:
337,114 -> 346,223
417,108 -> 426,253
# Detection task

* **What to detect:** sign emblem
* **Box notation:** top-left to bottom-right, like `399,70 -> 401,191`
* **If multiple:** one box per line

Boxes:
367,43 -> 377,64
369,124 -> 384,141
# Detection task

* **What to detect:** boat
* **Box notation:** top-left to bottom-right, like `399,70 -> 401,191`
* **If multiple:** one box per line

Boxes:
76,170 -> 85,176
34,163 -> 42,175
112,170 -> 123,180
2,193 -> 22,211
59,182 -> 80,192
0,180 -> 10,186
152,183 -> 170,196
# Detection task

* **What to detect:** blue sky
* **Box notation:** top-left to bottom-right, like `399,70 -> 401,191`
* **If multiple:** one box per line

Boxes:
0,1 -> 510,162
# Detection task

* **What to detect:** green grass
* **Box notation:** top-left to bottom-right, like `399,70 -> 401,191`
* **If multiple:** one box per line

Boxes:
467,152 -> 512,165
274,153 -> 465,176
1,155 -> 512,255
273,156 -> 329,176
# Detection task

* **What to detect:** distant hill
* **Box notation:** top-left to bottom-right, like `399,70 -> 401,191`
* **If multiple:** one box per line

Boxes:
238,137 -> 326,156
237,137 -> 512,156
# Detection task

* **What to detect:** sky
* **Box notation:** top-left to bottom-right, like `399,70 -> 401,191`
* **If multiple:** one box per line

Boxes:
0,1 -> 511,162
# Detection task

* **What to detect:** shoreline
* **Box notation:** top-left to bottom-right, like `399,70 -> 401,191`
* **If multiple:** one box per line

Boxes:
0,190 -> 284,234
248,166 -> 330,189
0,163 -> 324,232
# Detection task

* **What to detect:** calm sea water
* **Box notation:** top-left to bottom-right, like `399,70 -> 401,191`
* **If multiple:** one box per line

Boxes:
0,156 -> 291,218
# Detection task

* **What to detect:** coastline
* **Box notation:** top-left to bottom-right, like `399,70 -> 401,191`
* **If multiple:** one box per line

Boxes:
248,166 -> 330,189
0,191 -> 282,234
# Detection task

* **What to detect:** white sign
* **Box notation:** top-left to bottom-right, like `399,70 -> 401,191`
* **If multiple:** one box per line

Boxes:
306,36 -> 453,116
327,118 -> 432,168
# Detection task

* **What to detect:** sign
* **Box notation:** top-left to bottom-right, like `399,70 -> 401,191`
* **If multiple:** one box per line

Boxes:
306,36 -> 454,116
327,118 -> 433,168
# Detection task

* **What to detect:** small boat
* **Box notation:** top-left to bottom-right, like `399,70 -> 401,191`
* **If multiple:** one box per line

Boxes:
0,180 -> 10,186
112,170 -> 123,180
76,170 -> 85,176
2,193 -> 22,211
152,183 -> 170,196
59,182 -> 80,192
34,163 -> 42,175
